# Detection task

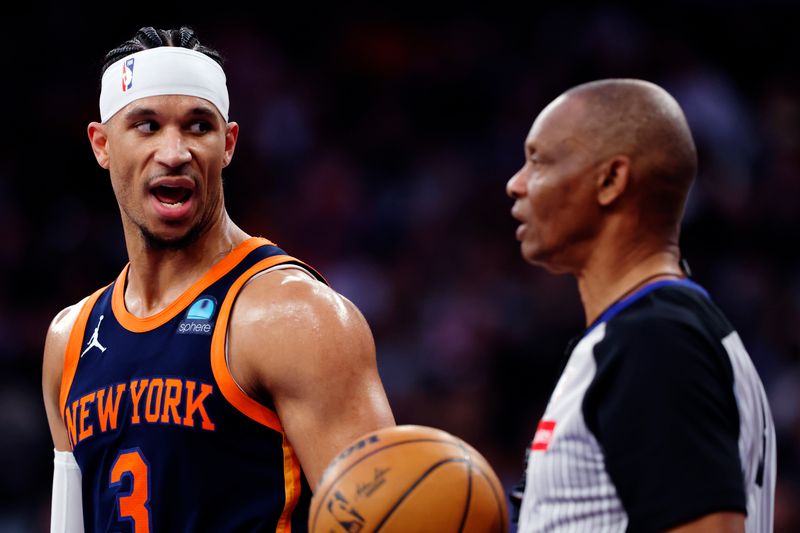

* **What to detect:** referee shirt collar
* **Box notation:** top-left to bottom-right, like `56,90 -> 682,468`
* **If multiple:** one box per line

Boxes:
586,278 -> 709,335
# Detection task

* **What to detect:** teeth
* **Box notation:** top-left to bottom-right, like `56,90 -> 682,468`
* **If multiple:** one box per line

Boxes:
160,201 -> 184,208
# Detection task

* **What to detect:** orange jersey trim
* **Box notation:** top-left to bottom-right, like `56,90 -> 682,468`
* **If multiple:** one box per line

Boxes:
59,286 -> 109,419
111,237 -> 273,333
277,433 -> 303,533
209,255 -> 303,431
211,255 -> 315,532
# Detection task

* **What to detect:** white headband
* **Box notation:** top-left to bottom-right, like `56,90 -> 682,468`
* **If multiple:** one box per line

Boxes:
99,47 -> 229,123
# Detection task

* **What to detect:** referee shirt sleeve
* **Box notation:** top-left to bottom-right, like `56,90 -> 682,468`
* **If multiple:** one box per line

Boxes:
583,313 -> 746,532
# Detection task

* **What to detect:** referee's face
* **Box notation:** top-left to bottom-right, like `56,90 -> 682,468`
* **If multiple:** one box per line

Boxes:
506,95 -> 604,273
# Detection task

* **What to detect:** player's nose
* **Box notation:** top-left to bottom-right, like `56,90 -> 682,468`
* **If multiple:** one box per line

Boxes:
154,128 -> 191,168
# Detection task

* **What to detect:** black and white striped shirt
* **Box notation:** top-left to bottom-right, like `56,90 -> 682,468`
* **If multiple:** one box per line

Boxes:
517,279 -> 776,532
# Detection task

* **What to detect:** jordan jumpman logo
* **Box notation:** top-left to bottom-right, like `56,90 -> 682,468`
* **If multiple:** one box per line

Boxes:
81,315 -> 107,357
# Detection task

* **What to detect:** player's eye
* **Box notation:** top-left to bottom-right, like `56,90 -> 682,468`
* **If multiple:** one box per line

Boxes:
134,121 -> 159,133
188,121 -> 212,134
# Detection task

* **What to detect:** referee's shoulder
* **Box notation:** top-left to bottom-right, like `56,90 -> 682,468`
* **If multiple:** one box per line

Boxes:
611,283 -> 721,336
598,287 -> 731,366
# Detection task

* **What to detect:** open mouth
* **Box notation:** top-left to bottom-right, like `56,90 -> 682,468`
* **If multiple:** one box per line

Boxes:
151,184 -> 194,209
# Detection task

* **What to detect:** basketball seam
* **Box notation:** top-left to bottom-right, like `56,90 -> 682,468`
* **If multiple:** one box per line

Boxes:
472,463 -> 509,532
310,438 -> 467,531
457,442 -> 472,533
373,457 -> 470,532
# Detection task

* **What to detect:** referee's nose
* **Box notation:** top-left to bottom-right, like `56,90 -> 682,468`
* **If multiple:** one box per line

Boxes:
507,166 -> 527,200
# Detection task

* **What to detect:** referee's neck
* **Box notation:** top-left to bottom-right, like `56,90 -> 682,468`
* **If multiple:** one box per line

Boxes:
576,247 -> 682,327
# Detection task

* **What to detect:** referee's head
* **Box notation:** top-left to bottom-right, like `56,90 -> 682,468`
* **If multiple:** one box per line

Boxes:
506,78 -> 697,273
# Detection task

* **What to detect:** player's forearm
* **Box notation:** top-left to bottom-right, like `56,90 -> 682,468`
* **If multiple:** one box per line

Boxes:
51,449 -> 84,533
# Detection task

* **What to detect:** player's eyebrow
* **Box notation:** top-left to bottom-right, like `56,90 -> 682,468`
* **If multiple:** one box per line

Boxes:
187,106 -> 218,119
123,107 -> 158,120
122,106 -> 219,121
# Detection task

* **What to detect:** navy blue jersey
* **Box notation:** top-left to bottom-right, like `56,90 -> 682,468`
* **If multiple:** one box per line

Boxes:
60,237 -> 325,532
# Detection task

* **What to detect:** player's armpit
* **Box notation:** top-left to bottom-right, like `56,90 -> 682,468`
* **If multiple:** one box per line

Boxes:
664,511 -> 745,532
227,269 -> 395,489
43,301 -> 86,452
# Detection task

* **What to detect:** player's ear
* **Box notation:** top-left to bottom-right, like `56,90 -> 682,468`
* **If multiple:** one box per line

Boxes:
222,122 -> 239,168
596,155 -> 630,207
87,122 -> 110,169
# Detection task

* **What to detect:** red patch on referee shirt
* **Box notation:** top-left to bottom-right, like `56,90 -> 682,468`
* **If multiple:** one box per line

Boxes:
531,420 -> 556,451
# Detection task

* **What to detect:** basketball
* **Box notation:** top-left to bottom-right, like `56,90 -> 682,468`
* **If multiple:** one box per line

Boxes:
309,425 -> 509,532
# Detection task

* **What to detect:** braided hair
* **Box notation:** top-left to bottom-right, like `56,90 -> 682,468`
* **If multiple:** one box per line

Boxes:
101,26 -> 223,75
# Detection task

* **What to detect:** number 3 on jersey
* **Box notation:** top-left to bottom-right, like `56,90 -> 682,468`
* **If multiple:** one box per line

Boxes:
110,448 -> 152,533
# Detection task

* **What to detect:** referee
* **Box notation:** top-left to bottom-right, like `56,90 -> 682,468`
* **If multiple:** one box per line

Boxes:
506,79 -> 775,532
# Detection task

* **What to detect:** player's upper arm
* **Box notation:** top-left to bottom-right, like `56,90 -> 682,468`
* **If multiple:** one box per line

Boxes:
42,300 -> 86,452
227,269 -> 395,489
584,314 -> 745,531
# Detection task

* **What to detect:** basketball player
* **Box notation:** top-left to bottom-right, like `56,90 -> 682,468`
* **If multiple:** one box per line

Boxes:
42,27 -> 395,532
506,79 -> 775,532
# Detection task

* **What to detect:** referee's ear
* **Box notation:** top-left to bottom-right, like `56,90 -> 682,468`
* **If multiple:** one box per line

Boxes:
596,155 -> 630,207
87,121 -> 110,169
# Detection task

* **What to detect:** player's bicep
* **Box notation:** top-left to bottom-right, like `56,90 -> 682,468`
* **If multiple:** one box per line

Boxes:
230,276 -> 394,489
585,319 -> 745,531
277,296 -> 394,489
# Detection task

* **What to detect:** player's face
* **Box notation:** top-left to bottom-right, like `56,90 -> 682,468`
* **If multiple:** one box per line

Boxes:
93,95 -> 238,249
506,95 -> 604,273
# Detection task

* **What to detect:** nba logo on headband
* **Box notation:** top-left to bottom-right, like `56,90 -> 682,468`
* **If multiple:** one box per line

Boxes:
122,58 -> 134,92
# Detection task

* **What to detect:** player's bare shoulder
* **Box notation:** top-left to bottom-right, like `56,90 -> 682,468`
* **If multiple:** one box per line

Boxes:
227,267 -> 376,395
43,299 -> 89,383
42,297 -> 90,450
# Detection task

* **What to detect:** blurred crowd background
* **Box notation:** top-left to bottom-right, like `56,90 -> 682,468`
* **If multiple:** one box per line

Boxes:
2,3 -> 799,531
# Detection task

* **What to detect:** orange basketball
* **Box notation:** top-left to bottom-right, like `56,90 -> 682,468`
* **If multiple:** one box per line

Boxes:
309,425 -> 509,533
